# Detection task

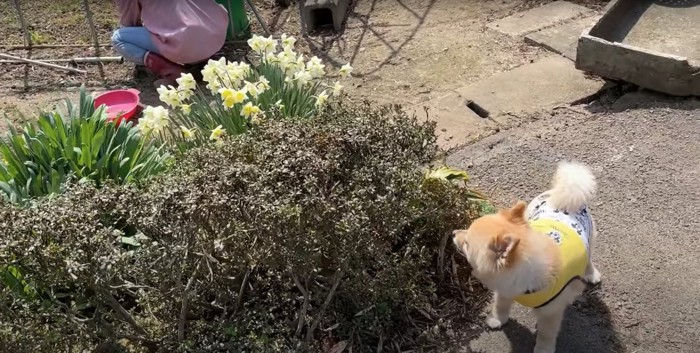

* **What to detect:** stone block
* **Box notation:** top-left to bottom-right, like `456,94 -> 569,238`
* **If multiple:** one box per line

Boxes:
301,0 -> 350,32
487,1 -> 593,36
525,15 -> 600,60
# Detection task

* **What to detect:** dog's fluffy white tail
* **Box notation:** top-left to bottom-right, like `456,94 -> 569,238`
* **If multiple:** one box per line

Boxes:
548,161 -> 596,212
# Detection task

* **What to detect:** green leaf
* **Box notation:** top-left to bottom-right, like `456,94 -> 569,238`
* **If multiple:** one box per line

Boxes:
119,236 -> 141,247
425,166 -> 470,182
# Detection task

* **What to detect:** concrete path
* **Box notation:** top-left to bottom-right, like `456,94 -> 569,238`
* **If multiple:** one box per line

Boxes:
447,94 -> 700,353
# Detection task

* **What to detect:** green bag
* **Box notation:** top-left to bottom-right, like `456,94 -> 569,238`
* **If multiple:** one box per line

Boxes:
215,0 -> 251,40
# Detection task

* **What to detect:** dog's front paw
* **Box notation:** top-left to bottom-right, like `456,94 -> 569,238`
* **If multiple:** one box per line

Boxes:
585,267 -> 602,285
486,317 -> 507,329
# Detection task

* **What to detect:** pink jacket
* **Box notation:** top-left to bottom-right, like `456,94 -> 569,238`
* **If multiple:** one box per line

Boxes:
115,0 -> 229,64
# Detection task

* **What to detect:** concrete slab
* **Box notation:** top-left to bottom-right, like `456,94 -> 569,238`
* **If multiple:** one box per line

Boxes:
407,92 -> 498,150
455,56 -> 605,117
577,0 -> 700,96
525,15 -> 601,60
487,1 -> 593,36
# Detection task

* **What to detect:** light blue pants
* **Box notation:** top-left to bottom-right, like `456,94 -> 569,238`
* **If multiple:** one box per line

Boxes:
111,27 -> 159,65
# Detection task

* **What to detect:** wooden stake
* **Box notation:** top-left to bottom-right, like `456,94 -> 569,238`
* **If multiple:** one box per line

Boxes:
82,0 -> 105,79
12,0 -> 32,90
0,44 -> 113,49
0,56 -> 123,64
11,0 -> 31,47
0,53 -> 87,74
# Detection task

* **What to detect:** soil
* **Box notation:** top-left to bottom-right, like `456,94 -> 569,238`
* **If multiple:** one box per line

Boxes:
0,0 -> 606,125
447,93 -> 700,353
0,0 -> 137,129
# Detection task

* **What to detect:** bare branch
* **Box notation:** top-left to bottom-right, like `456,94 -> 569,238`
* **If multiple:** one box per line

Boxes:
291,272 -> 310,338
235,269 -> 251,313
450,254 -> 468,309
178,259 -> 202,342
116,334 -> 158,346
304,269 -> 344,343
94,285 -> 148,336
437,231 -> 450,282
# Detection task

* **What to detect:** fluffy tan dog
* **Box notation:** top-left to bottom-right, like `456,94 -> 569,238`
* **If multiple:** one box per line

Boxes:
452,161 -> 600,353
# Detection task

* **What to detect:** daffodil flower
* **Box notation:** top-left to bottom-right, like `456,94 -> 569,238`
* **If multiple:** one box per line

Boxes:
213,56 -> 227,68
293,70 -> 313,89
225,62 -> 245,85
148,106 -> 170,132
332,81 -> 343,97
176,73 -> 197,91
202,57 -> 226,84
306,56 -> 326,78
244,81 -> 260,99
219,88 -> 248,109
178,89 -> 193,102
338,63 -> 354,78
238,62 -> 252,76
257,76 -> 270,91
277,51 -> 291,68
250,35 -> 272,55
265,52 -> 280,65
281,34 -> 297,50
179,126 -> 196,141
156,85 -> 169,101
140,106 -> 170,135
247,34 -> 265,54
210,125 -> 226,141
294,55 -> 306,73
315,90 -> 330,108
206,79 -> 222,96
137,118 -> 153,136
241,102 -> 262,118
201,62 -> 219,83
157,85 -> 181,108
261,35 -> 278,55
180,103 -> 193,115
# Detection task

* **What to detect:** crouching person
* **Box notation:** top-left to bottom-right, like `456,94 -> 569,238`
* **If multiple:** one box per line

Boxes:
112,0 -> 229,87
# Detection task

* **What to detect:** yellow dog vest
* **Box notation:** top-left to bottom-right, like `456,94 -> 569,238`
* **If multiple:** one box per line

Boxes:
514,192 -> 592,308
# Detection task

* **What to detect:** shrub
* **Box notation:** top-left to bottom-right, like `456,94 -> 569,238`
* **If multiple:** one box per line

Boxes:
0,88 -> 171,204
140,34 -> 353,151
0,103 -> 486,352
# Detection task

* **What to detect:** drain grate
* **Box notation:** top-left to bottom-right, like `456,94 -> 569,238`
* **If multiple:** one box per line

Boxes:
465,100 -> 490,118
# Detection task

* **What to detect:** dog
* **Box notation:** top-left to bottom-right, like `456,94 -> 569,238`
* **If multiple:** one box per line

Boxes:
452,161 -> 600,353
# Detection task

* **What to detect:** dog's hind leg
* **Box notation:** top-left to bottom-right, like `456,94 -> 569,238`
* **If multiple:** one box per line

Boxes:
585,262 -> 601,284
584,218 -> 602,285
533,306 -> 565,353
533,280 -> 585,353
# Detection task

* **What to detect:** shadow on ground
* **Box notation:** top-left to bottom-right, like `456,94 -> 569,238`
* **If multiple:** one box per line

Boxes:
587,86 -> 700,114
464,276 -> 622,353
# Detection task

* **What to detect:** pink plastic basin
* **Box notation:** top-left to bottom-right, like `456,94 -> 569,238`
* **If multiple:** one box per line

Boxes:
93,89 -> 141,124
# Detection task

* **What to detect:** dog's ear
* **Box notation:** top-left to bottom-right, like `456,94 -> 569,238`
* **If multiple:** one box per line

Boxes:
491,234 -> 520,266
499,200 -> 527,225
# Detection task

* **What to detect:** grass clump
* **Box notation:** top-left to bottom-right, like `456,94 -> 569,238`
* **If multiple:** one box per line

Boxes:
0,88 -> 170,204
